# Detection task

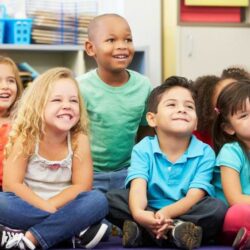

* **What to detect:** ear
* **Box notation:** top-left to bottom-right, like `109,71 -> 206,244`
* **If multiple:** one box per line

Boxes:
222,122 -> 235,135
146,112 -> 157,128
85,39 -> 95,57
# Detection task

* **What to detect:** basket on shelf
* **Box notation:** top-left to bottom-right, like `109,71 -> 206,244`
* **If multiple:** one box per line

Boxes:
0,4 -> 33,44
0,4 -> 6,43
4,18 -> 32,44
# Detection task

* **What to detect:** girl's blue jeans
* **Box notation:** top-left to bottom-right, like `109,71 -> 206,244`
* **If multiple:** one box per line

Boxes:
0,190 -> 108,249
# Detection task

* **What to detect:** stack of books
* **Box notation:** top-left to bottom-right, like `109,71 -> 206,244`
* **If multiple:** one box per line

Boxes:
26,0 -> 97,45
180,0 -> 248,23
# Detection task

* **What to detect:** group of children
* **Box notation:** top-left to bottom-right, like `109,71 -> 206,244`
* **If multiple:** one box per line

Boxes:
0,12 -> 250,250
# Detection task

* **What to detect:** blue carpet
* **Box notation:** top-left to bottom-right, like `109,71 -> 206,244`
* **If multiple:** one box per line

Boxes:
54,237 -> 233,250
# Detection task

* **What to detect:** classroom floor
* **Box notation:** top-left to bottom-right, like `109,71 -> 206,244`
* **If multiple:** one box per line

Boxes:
52,237 -> 233,250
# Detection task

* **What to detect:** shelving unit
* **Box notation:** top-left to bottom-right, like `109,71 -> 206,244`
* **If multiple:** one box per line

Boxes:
163,0 -> 250,80
178,0 -> 250,27
0,44 -> 148,77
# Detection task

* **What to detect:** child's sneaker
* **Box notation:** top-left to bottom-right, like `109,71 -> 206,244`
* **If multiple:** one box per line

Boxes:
0,224 -> 35,250
122,220 -> 142,248
171,220 -> 202,250
232,227 -> 250,250
73,222 -> 108,249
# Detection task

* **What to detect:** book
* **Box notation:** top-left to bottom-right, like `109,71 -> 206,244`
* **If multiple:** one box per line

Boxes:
185,0 -> 248,7
181,0 -> 242,22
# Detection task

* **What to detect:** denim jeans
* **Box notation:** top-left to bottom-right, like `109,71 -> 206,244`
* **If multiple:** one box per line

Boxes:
0,190 -> 108,249
93,168 -> 128,193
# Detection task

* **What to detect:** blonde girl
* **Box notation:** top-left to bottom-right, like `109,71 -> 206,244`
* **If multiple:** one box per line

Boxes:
0,56 -> 23,191
213,80 -> 250,249
0,67 -> 108,250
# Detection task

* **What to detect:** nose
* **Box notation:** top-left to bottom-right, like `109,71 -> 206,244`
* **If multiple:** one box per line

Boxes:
177,105 -> 186,113
62,101 -> 71,110
116,40 -> 127,50
0,80 -> 9,89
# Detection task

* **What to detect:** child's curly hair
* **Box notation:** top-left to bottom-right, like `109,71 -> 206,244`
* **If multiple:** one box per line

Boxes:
193,75 -> 220,131
5,67 -> 88,158
221,66 -> 250,80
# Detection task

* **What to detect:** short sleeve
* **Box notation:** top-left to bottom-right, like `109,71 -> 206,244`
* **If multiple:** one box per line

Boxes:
216,143 -> 245,173
189,145 -> 215,196
125,142 -> 150,187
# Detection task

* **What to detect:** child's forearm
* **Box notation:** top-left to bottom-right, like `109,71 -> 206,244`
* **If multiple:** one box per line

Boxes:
4,183 -> 56,213
161,189 -> 205,219
129,180 -> 148,220
48,184 -> 86,209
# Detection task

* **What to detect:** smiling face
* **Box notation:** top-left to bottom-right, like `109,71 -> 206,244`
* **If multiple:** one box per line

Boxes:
225,98 -> 250,148
44,78 -> 80,134
0,63 -> 18,117
147,86 -> 197,137
85,15 -> 134,75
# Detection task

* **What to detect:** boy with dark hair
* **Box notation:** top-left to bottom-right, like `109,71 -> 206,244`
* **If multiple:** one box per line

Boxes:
106,76 -> 227,249
77,13 -> 152,192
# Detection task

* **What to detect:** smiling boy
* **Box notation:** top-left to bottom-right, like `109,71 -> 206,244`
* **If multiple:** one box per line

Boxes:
77,14 -> 152,192
106,76 -> 227,249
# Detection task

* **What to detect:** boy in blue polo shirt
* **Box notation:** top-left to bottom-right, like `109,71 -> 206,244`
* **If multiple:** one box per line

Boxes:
106,76 -> 227,249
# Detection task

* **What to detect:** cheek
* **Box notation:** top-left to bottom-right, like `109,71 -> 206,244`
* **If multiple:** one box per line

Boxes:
11,85 -> 18,100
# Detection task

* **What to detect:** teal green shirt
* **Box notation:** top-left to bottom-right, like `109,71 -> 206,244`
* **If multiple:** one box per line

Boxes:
213,142 -> 250,204
77,69 -> 152,172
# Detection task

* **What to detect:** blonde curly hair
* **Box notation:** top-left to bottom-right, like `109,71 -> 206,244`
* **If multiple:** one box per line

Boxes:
5,67 -> 88,158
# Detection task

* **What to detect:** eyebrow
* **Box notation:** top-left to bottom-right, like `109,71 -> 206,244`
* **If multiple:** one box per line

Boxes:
51,94 -> 78,98
163,99 -> 195,104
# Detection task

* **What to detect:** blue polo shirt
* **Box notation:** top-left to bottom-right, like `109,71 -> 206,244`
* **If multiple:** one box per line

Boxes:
125,135 -> 215,210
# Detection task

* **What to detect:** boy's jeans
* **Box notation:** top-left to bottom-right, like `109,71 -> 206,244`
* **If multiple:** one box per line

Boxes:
0,190 -> 108,249
93,168 -> 128,193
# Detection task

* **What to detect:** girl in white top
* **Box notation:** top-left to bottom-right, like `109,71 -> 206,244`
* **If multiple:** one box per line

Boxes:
0,67 -> 108,250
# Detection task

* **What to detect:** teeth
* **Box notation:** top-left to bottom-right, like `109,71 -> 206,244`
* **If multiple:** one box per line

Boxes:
0,94 -> 10,98
58,114 -> 71,120
114,55 -> 127,59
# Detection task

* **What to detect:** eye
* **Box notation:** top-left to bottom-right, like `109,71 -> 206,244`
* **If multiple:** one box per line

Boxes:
239,113 -> 248,119
125,38 -> 133,43
7,78 -> 16,84
51,98 -> 61,102
166,103 -> 175,107
70,99 -> 79,103
106,38 -> 115,43
187,105 -> 194,110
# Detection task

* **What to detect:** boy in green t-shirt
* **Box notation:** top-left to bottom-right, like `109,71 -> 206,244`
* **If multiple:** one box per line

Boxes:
76,14 -> 152,193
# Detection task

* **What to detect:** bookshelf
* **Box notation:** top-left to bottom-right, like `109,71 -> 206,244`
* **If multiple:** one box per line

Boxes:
163,0 -> 250,80
0,44 -> 149,77
178,0 -> 250,27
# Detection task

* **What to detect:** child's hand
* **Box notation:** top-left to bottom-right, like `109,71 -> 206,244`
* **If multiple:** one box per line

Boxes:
154,210 -> 173,239
42,201 -> 57,213
135,210 -> 161,231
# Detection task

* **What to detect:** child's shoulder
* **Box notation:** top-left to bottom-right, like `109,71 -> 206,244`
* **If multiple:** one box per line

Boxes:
218,141 -> 242,156
133,135 -> 157,153
189,135 -> 215,158
76,69 -> 96,82
127,69 -> 151,87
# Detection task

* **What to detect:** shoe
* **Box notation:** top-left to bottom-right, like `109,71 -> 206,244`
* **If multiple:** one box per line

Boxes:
171,220 -> 202,250
232,227 -> 250,250
0,224 -> 35,250
122,220 -> 142,248
112,224 -> 122,237
73,222 -> 108,249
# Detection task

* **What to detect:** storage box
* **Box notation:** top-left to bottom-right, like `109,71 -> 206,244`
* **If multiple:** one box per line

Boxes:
0,4 -> 6,43
0,20 -> 4,43
4,18 -> 32,44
